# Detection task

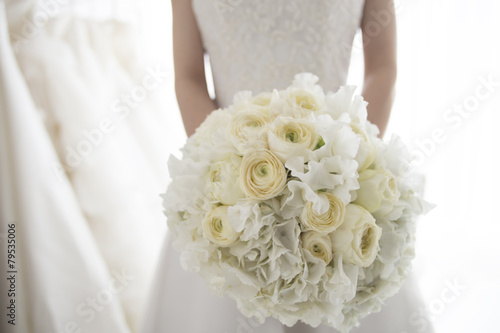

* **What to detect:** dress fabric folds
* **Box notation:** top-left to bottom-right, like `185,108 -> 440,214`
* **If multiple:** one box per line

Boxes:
1,1 -> 173,332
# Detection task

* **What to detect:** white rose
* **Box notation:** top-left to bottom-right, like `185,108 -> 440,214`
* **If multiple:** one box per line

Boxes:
205,154 -> 246,205
300,192 -> 345,234
228,107 -> 270,152
354,168 -> 400,215
301,230 -> 333,264
240,149 -> 287,200
268,116 -> 320,163
330,204 -> 382,267
202,205 -> 239,246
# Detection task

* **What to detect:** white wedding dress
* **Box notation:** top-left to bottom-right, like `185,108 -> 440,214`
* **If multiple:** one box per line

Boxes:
1,1 -> 177,332
141,1 -> 433,332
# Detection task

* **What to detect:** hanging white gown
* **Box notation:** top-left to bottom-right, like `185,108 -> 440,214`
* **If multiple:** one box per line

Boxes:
141,1 -> 433,333
1,1 -> 180,332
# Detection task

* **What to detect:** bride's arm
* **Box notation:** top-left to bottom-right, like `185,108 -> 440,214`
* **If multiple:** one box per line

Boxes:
360,0 -> 398,138
172,0 -> 216,137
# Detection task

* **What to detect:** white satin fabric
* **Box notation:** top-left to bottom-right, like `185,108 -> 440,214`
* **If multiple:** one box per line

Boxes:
0,1 -> 172,332
142,1 -> 434,332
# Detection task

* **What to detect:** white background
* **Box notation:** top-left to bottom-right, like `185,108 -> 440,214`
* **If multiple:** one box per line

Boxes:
138,1 -> 500,332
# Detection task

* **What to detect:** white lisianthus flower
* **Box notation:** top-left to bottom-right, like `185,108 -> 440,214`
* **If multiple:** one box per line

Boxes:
240,149 -> 287,200
314,117 -> 361,162
292,73 -> 323,91
374,134 -> 412,177
300,192 -> 345,234
268,116 -> 319,163
330,204 -> 382,267
351,123 -> 376,171
290,73 -> 326,108
205,154 -> 246,205
285,155 -> 358,205
202,205 -> 240,246
228,106 -> 270,152
301,230 -> 334,264
354,168 -> 400,215
324,85 -> 368,125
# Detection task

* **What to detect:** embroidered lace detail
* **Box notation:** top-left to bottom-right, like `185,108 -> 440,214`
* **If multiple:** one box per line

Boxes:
192,0 -> 365,107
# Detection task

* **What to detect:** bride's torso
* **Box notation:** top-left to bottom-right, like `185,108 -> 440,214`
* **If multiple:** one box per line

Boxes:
192,0 -> 365,108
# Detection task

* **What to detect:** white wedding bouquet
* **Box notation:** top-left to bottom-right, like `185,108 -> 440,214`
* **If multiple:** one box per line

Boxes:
164,73 -> 431,332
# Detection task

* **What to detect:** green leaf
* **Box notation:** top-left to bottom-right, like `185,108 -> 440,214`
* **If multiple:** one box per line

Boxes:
314,136 -> 325,150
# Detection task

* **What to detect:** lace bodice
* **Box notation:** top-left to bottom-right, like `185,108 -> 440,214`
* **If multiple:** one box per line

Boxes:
192,0 -> 365,108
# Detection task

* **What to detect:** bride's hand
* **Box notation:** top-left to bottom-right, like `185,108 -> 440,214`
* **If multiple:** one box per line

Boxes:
172,0 -> 217,137
361,0 -> 398,138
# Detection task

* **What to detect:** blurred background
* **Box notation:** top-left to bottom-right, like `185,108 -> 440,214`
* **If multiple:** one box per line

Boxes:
1,0 -> 499,332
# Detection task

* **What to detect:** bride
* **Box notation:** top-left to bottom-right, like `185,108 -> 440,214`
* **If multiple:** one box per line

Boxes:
142,0 -> 433,332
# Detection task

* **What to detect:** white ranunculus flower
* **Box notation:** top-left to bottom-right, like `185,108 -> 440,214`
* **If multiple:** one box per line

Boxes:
300,192 -> 345,234
228,106 -> 270,152
301,230 -> 334,264
205,154 -> 246,205
330,204 -> 382,268
202,205 -> 240,246
251,91 -> 273,107
280,84 -> 324,118
288,89 -> 320,113
240,149 -> 287,200
268,116 -> 319,163
354,168 -> 400,215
